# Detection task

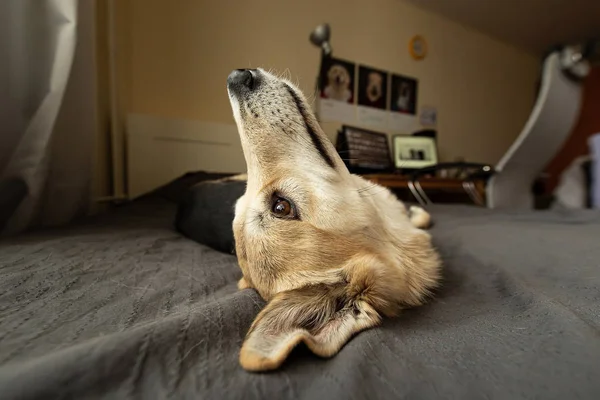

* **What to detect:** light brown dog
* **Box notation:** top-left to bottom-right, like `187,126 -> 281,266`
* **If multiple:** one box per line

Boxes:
323,64 -> 352,102
366,71 -> 383,103
226,69 -> 441,372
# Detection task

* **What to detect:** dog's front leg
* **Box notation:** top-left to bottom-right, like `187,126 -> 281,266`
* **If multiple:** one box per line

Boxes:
237,277 -> 252,290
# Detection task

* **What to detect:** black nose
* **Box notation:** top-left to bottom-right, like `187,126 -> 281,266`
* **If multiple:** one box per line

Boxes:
227,69 -> 255,91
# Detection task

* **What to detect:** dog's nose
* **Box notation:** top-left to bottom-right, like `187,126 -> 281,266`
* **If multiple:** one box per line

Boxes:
227,69 -> 256,91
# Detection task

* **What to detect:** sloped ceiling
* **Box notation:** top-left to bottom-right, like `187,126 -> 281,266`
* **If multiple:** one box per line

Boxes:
403,0 -> 600,55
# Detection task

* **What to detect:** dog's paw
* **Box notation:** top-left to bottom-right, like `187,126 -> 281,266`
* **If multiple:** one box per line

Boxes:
409,206 -> 431,229
237,277 -> 251,290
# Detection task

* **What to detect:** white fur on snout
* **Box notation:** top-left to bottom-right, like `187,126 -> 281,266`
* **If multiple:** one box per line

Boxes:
227,91 -> 244,130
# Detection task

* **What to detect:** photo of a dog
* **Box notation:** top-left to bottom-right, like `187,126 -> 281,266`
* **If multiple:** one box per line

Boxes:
227,68 -> 441,372
396,81 -> 411,110
319,57 -> 355,103
357,65 -> 387,110
391,74 -> 418,114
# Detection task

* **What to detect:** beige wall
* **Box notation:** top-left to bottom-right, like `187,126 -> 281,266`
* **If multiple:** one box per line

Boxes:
106,0 -> 539,194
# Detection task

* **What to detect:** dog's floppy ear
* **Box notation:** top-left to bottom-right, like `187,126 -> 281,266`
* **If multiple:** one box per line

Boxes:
240,283 -> 381,371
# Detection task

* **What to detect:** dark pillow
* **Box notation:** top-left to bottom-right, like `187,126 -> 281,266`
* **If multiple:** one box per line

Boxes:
175,179 -> 245,254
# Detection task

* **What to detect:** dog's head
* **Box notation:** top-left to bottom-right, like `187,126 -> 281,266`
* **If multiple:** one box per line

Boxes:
326,64 -> 350,88
227,69 -> 440,371
366,72 -> 383,102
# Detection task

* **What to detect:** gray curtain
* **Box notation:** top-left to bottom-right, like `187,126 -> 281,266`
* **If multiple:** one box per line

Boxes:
0,0 -> 93,236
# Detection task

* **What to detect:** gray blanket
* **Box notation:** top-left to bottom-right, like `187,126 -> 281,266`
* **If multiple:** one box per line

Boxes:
1,195 -> 599,399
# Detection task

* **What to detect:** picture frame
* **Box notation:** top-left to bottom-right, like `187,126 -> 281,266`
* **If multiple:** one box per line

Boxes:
357,65 -> 388,110
392,135 -> 438,170
390,73 -> 418,115
335,125 -> 393,173
319,56 -> 356,104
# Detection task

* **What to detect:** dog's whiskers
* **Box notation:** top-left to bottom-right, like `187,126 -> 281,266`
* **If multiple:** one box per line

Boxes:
357,183 -> 380,193
358,187 -> 391,198
359,230 -> 396,245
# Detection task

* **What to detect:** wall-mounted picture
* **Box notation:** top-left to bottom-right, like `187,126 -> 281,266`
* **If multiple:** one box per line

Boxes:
319,57 -> 355,103
390,73 -> 418,115
357,65 -> 388,110
392,135 -> 437,169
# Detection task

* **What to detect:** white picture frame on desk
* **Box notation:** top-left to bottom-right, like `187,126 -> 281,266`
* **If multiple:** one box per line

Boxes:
393,135 -> 438,169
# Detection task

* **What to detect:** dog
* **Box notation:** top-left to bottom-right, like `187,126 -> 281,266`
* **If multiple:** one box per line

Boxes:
323,64 -> 352,102
226,69 -> 441,372
396,81 -> 411,111
366,71 -> 383,104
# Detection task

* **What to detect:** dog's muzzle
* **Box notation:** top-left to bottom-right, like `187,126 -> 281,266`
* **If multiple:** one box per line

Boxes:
228,69 -> 259,96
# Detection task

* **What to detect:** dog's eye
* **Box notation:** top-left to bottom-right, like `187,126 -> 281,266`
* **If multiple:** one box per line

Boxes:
271,197 -> 296,219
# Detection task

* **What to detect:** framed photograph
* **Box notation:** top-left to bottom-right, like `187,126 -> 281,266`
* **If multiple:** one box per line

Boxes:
392,135 -> 438,169
335,125 -> 393,173
319,57 -> 356,104
357,65 -> 388,110
390,73 -> 418,115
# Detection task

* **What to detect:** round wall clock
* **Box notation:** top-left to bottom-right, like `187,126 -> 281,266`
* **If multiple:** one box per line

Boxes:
409,35 -> 427,60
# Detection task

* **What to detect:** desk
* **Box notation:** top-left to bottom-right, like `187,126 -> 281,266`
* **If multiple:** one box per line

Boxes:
362,174 -> 486,206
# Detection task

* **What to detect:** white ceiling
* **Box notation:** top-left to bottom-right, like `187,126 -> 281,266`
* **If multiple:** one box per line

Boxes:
403,0 -> 600,55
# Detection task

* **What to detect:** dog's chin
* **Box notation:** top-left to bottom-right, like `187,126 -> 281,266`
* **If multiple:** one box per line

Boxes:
332,81 -> 348,92
227,100 -> 248,143
227,94 -> 242,123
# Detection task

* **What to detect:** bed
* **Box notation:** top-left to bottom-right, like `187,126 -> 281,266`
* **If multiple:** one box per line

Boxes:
0,173 -> 599,399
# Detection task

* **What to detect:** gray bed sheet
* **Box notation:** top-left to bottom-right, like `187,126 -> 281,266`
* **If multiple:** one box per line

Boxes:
1,196 -> 599,399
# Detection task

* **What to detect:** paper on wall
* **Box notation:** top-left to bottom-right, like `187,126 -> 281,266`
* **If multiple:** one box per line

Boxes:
419,105 -> 438,127
388,112 -> 419,133
356,106 -> 388,131
318,98 -> 356,125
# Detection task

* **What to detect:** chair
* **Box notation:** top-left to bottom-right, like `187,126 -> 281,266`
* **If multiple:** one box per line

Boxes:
410,45 -> 590,209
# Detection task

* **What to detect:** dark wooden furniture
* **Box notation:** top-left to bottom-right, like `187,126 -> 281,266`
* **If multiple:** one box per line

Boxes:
363,173 -> 487,206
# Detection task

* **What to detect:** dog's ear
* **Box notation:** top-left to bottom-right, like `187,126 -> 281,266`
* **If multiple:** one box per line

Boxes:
239,283 -> 381,371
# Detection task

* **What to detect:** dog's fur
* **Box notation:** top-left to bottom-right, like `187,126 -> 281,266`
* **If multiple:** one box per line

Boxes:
227,69 -> 441,372
323,64 -> 352,102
